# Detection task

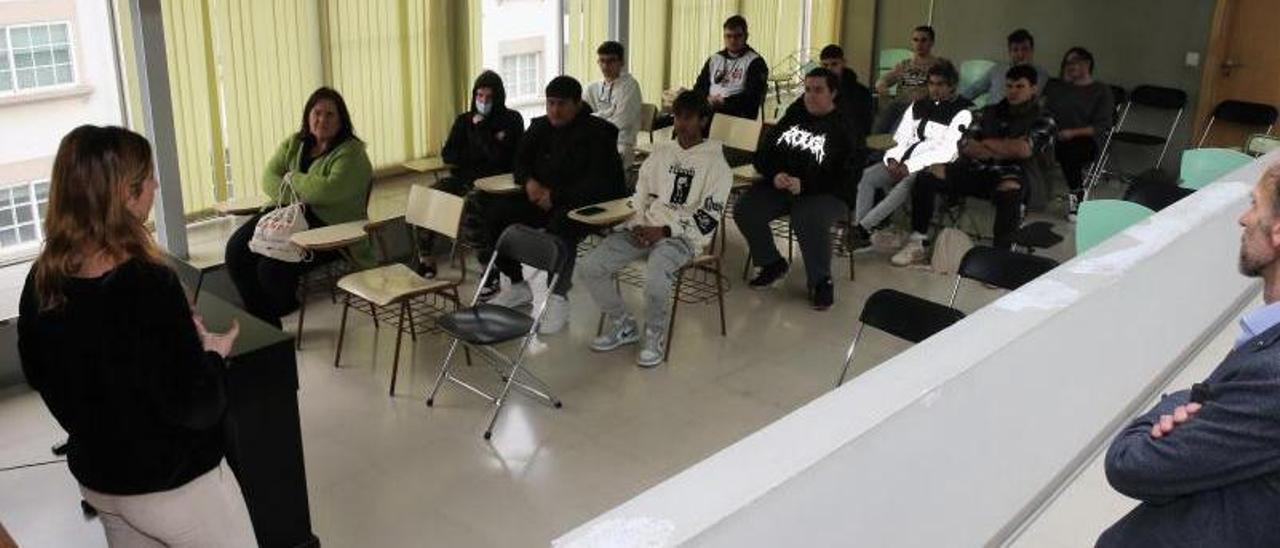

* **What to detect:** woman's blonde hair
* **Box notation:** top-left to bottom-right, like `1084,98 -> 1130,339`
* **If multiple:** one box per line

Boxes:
33,125 -> 164,311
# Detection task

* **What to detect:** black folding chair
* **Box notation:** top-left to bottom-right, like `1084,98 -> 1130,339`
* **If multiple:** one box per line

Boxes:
425,224 -> 567,440
1196,100 -> 1278,147
1086,85 -> 1187,195
1123,179 -> 1194,212
836,289 -> 965,386
948,246 -> 1059,307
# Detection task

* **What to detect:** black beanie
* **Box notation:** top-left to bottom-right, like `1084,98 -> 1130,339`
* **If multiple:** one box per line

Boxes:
544,76 -> 582,101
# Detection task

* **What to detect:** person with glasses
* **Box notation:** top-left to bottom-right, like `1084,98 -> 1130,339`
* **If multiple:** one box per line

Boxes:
585,40 -> 644,168
693,15 -> 768,120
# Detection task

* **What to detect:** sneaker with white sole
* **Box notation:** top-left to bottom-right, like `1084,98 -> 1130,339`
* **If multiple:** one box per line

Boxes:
590,313 -> 640,352
891,239 -> 928,267
637,327 -> 666,368
537,294 -> 570,335
489,281 -> 533,308
1067,193 -> 1081,223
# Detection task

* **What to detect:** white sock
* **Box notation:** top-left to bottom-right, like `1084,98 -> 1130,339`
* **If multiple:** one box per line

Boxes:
909,232 -> 928,242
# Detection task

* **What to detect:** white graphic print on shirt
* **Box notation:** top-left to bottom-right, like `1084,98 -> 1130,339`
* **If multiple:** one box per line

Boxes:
708,50 -> 761,100
668,165 -> 695,205
777,126 -> 827,165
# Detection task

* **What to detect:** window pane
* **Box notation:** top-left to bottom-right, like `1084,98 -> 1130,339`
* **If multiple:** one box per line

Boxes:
15,68 -> 34,88
31,26 -> 49,47
13,186 -> 29,203
15,206 -> 31,223
13,52 -> 32,69
50,24 -> 68,44
0,70 -> 10,92
0,209 -> 12,227
35,67 -> 54,87
53,48 -> 69,64
54,65 -> 71,84
0,229 -> 16,247
34,182 -> 49,200
17,224 -> 35,243
11,28 -> 29,49
0,54 -> 8,70
33,49 -> 52,67
0,190 -> 10,209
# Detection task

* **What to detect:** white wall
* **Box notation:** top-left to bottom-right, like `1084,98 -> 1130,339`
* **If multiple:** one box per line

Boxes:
0,0 -> 123,176
556,154 -> 1274,546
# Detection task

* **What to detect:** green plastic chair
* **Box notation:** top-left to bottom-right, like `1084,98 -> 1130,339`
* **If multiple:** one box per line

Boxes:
1245,134 -> 1280,157
959,59 -> 995,107
1179,148 -> 1253,190
1075,199 -> 1156,254
877,48 -> 913,88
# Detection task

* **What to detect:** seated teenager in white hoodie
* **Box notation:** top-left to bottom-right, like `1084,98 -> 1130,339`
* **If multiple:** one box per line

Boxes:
848,61 -> 972,251
579,91 -> 732,367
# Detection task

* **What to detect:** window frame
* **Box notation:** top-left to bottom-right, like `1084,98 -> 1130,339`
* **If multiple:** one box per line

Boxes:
0,178 -> 51,257
501,51 -> 542,100
0,21 -> 79,97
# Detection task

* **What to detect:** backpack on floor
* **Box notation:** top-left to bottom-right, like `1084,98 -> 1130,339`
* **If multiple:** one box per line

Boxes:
930,227 -> 973,275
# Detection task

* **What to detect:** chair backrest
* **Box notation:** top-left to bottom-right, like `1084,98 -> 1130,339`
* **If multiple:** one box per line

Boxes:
709,113 -> 762,152
878,48 -> 912,72
860,288 -> 965,344
1109,85 -> 1128,125
1128,85 -> 1187,110
494,224 -> 566,276
1123,180 -> 1194,212
639,103 -> 658,133
1246,133 -> 1280,157
1179,147 -> 1252,190
405,185 -> 465,238
956,247 -> 1059,292
1213,100 -> 1278,127
959,59 -> 995,93
1075,199 -> 1156,254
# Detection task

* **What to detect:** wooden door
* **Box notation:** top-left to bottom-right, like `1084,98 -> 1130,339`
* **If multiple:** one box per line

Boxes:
1195,0 -> 1280,148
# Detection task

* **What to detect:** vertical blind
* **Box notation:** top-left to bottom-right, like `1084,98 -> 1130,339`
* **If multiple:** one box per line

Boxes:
564,0 -> 610,84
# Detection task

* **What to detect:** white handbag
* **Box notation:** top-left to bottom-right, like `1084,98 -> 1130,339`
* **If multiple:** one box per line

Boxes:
248,173 -> 312,263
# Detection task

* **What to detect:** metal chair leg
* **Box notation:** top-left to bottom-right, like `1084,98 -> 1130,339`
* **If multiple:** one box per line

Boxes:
665,268 -> 687,359
389,302 -> 407,396
714,263 -> 727,336
333,296 -> 351,368
295,285 -> 307,350
425,337 -> 462,407
407,298 -> 418,342
836,325 -> 866,387
193,271 -> 205,304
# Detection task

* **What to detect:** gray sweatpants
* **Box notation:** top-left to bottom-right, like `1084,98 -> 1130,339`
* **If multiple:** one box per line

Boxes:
579,232 -> 695,333
855,163 -> 917,231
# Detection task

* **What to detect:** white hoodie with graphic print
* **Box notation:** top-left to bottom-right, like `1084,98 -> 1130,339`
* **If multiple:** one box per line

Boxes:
620,139 -> 734,251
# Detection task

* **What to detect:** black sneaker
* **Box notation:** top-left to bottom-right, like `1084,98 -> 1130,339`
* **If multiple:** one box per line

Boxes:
845,225 -> 873,253
477,274 -> 501,302
748,259 -> 788,289
811,278 -> 834,310
416,262 -> 438,279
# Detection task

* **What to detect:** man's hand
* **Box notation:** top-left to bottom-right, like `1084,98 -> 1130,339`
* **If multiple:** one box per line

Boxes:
472,113 -> 485,125
526,179 -> 553,211
629,226 -> 666,247
1151,402 -> 1202,439
886,160 -> 909,182
961,139 -> 994,160
709,93 -> 725,105
194,315 -> 240,359
773,173 -> 802,195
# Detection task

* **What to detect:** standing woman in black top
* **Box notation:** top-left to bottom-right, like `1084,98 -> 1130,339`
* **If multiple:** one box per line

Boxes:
18,126 -> 255,547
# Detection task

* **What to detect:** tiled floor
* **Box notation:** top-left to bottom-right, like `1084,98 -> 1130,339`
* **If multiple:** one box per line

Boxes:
1,172 -> 1091,547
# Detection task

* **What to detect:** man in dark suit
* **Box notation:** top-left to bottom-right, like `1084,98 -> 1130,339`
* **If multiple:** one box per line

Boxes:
1099,162 -> 1280,547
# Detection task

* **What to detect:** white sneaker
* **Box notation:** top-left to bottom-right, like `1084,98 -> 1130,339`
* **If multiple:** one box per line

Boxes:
891,239 -> 928,267
538,294 -> 570,334
590,314 -> 640,352
489,281 -> 533,308
1067,193 -> 1080,223
637,327 -> 666,368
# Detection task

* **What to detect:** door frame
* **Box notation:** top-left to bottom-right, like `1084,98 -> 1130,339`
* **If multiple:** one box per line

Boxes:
1193,0 -> 1233,142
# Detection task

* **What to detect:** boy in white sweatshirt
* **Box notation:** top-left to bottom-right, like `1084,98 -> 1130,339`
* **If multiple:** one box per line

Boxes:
585,41 -> 643,168
579,91 -> 733,367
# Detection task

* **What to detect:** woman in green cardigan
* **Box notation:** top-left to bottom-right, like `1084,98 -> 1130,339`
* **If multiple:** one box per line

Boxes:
224,87 -> 372,327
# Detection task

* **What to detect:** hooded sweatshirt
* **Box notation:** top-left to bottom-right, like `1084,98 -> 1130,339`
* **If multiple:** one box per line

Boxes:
694,46 -> 769,119
514,107 -> 628,213
886,94 -> 975,172
621,139 -> 733,251
586,72 -> 643,148
785,67 -> 874,132
753,106 -> 864,205
441,71 -> 525,182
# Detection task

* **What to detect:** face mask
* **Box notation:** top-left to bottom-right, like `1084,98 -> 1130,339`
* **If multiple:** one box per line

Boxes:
475,100 -> 492,116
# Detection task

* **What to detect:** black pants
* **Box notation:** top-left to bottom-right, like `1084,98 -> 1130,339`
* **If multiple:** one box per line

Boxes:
734,185 -> 847,286
473,193 -> 585,296
910,163 -> 1023,249
224,211 -> 339,327
1055,137 -> 1098,194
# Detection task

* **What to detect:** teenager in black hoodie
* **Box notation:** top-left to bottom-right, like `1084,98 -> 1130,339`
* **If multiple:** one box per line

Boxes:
694,15 -> 768,120
439,70 -> 524,195
736,68 -> 866,310
478,76 -> 627,334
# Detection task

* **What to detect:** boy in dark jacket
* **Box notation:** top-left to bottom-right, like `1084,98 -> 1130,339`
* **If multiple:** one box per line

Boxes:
479,76 -> 627,334
735,67 -> 866,310
693,15 -> 768,120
